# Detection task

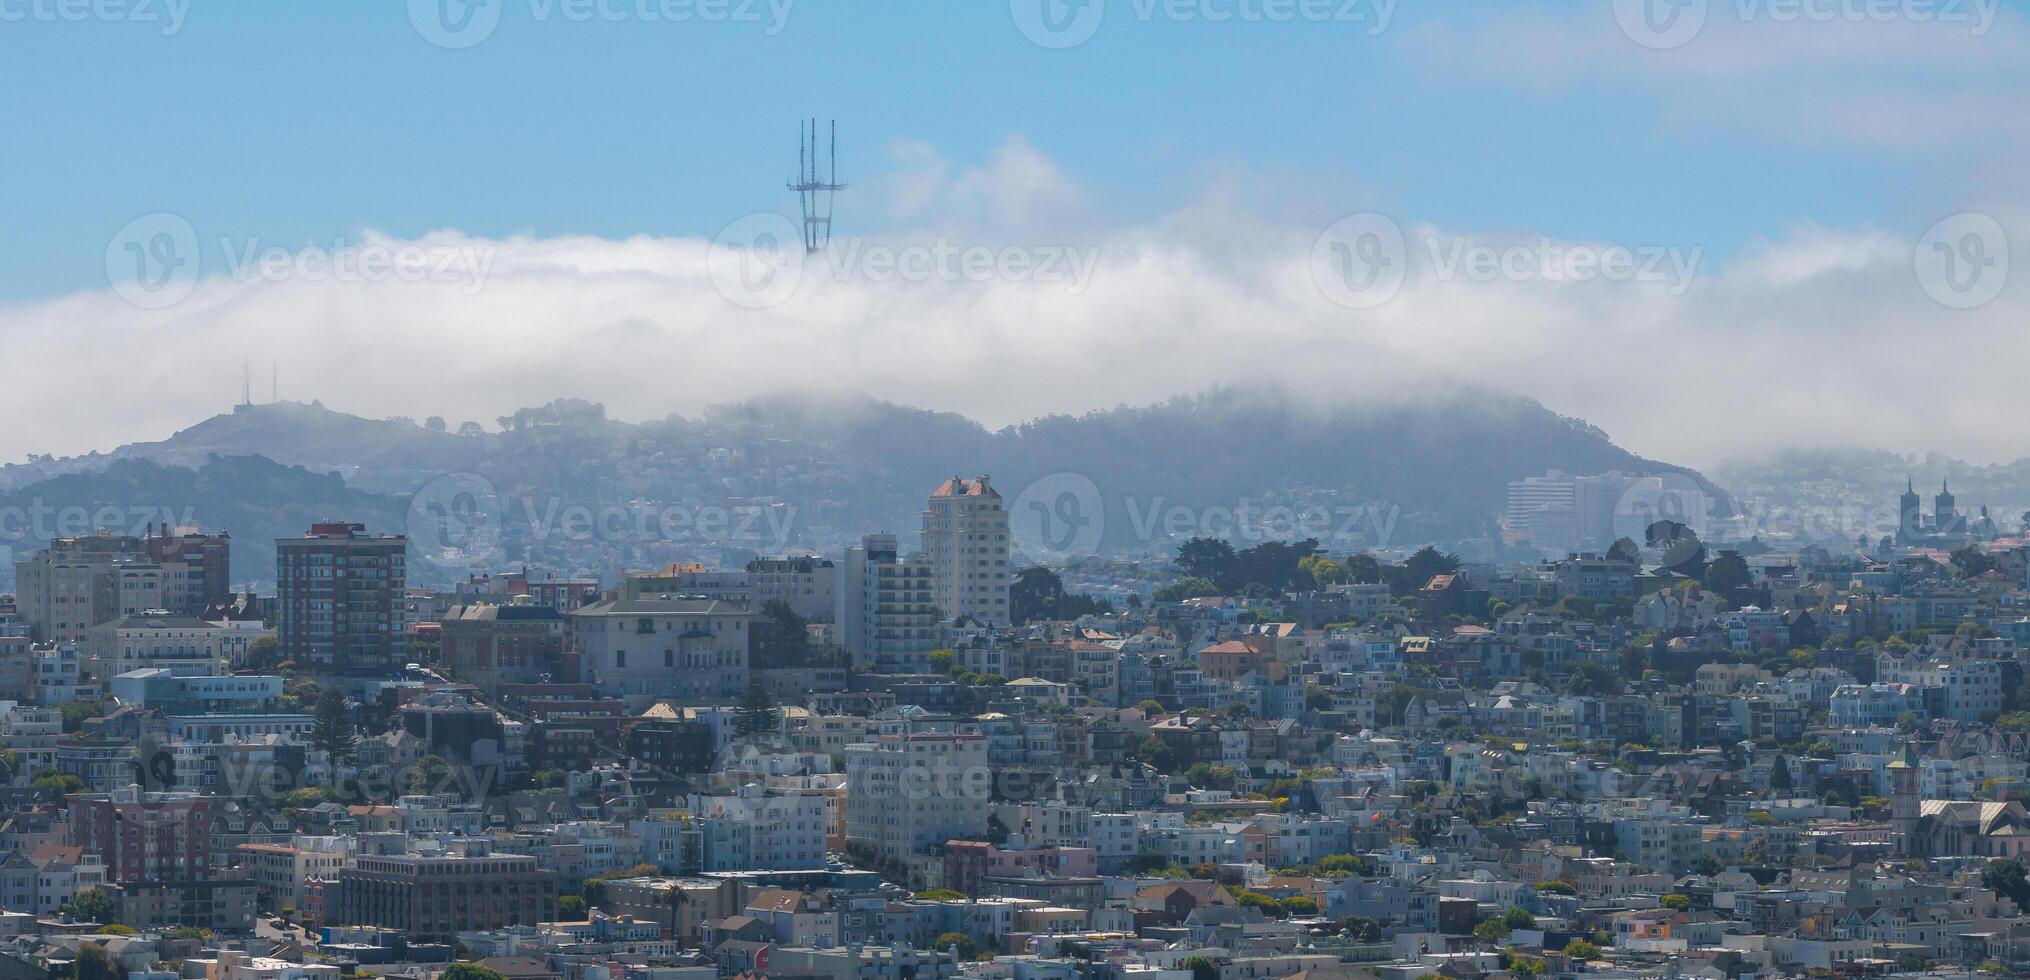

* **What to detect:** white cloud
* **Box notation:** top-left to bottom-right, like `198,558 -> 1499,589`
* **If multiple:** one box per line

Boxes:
4,138 -> 2023,473
1393,1 -> 2030,150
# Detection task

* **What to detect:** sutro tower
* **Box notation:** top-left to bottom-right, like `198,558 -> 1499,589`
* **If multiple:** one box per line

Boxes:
788,118 -> 846,253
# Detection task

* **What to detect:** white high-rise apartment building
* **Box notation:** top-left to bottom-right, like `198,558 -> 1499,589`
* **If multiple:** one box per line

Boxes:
844,732 -> 990,867
836,534 -> 937,673
921,476 -> 1011,625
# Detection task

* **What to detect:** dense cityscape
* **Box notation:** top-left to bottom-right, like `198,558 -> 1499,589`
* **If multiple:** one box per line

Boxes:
1,465 -> 2030,980
5,2 -> 2026,979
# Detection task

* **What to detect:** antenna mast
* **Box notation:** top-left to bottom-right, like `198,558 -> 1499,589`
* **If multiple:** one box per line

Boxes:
787,118 -> 846,253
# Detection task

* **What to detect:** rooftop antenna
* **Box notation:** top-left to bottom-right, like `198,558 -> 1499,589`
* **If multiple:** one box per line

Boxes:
240,359 -> 251,407
788,118 -> 846,253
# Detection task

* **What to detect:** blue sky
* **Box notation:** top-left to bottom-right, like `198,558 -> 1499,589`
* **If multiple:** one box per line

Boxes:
1,1 -> 2026,466
0,0 -> 1978,303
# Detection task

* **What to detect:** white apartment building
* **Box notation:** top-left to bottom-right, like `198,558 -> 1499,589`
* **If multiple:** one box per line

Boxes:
238,836 -> 354,912
837,534 -> 938,672
922,477 -> 1011,625
845,732 -> 991,868
568,596 -> 750,703
746,555 -> 837,622
85,612 -> 226,680
687,785 -> 831,870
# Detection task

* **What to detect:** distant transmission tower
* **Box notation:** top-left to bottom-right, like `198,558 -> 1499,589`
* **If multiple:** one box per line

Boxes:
788,118 -> 846,253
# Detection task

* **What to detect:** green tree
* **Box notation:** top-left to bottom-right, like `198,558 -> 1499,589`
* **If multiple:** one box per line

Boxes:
244,634 -> 280,671
33,769 -> 84,803
914,888 -> 966,901
1984,859 -> 2030,908
1660,893 -> 1691,910
1563,939 -> 1601,960
558,895 -> 587,919
1278,896 -> 1319,916
1152,576 -> 1220,603
92,925 -> 136,936
1404,546 -> 1461,585
74,944 -> 117,980
731,679 -> 782,738
1503,907 -> 1537,929
1180,955 -> 1220,980
65,887 -> 117,924
1704,550 -> 1752,594
932,932 -> 977,960
1009,566 -> 1114,623
753,599 -> 813,666
311,687 -> 357,761
1337,915 -> 1383,942
439,966 -> 510,980
59,700 -> 104,733
1606,537 -> 1641,565
404,755 -> 456,797
1176,538 -> 1240,591
1770,755 -> 1793,792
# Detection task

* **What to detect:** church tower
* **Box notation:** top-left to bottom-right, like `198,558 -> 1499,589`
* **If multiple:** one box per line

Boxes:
1888,741 -> 1921,857
1936,479 -> 1958,534
1899,478 -> 1923,544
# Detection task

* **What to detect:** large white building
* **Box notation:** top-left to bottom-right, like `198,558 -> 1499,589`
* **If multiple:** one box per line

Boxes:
569,595 -> 750,704
844,732 -> 991,869
85,612 -> 227,680
686,785 -> 831,870
921,477 -> 1011,626
836,534 -> 938,673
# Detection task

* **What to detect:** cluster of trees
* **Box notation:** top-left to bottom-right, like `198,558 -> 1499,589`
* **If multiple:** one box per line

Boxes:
1011,567 -> 1114,624
732,680 -> 784,739
1474,907 -> 1536,942
928,650 -> 1009,687
1159,537 -> 1461,603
